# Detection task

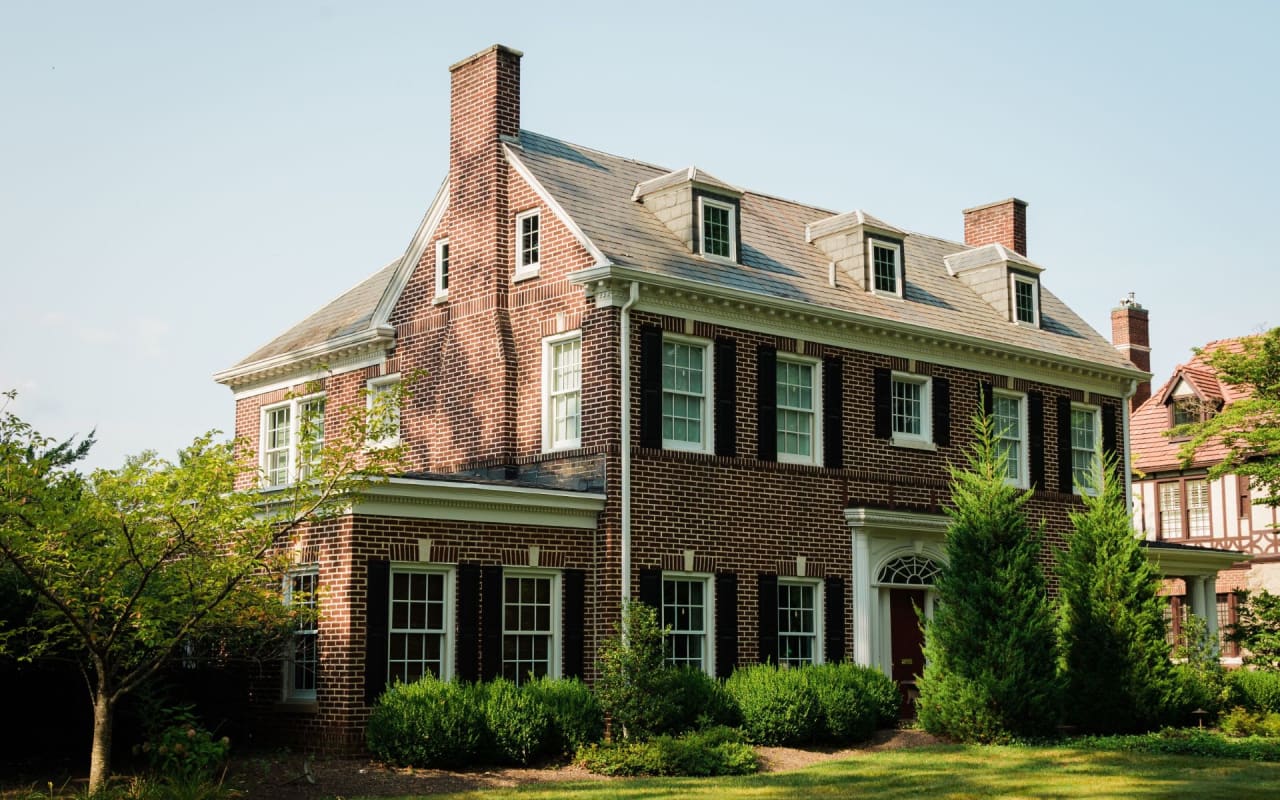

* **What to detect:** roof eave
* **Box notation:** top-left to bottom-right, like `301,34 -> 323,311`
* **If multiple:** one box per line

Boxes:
213,325 -> 397,389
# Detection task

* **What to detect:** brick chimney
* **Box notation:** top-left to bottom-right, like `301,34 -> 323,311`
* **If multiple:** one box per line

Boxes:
963,198 -> 1028,256
437,45 -> 523,467
1111,293 -> 1152,411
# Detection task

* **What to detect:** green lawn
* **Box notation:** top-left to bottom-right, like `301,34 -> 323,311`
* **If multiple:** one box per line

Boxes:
364,744 -> 1280,800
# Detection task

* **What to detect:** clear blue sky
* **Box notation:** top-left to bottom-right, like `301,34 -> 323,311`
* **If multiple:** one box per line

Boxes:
3,1 -> 1276,468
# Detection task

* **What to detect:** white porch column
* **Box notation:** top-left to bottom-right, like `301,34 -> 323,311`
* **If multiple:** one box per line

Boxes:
1202,576 -> 1219,646
1187,574 -> 1206,626
852,528 -> 872,666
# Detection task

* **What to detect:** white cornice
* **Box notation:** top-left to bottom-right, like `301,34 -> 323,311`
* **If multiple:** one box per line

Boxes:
351,476 -> 606,529
844,507 -> 950,535
213,326 -> 396,390
504,143 -> 612,268
573,267 -> 1149,394
1143,543 -> 1249,576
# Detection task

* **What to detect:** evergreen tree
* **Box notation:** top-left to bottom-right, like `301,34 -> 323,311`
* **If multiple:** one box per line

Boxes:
1057,455 -> 1179,732
917,413 -> 1060,742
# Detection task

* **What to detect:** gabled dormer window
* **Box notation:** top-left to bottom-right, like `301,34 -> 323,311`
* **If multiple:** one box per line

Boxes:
516,210 -> 540,280
1011,273 -> 1039,325
698,196 -> 737,262
870,240 -> 903,297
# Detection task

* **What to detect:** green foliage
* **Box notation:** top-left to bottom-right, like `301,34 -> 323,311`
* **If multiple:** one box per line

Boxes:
594,600 -> 677,741
134,706 -> 230,782
1174,329 -> 1280,508
805,662 -> 900,741
576,726 -> 758,777
521,675 -> 604,753
1056,453 -> 1180,733
723,664 -> 822,746
1221,706 -> 1280,738
917,411 -> 1060,742
366,677 -> 489,768
662,666 -> 740,732
483,678 -> 553,765
1228,590 -> 1280,670
1229,669 -> 1280,713
1072,727 -> 1280,762
1172,613 -> 1229,718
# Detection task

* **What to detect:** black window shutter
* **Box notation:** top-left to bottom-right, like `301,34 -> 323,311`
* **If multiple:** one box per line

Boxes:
638,567 -> 662,613
824,575 -> 846,664
714,572 -> 738,678
562,568 -> 586,679
1102,402 -> 1120,486
640,325 -> 663,449
932,376 -> 951,448
757,573 -> 779,665
715,338 -> 737,457
1028,391 -> 1045,491
1057,396 -> 1074,494
455,562 -> 480,682
873,367 -> 892,439
823,356 -> 844,468
757,346 -> 778,461
481,565 -> 504,680
364,559 -> 390,704
981,382 -> 994,418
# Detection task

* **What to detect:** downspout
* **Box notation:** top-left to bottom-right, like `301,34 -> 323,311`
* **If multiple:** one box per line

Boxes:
1123,379 -> 1137,516
619,282 -> 641,611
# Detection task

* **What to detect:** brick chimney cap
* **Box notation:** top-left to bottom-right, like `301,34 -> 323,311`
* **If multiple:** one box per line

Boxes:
962,197 -> 1028,214
449,44 -> 524,72
1113,292 -> 1148,313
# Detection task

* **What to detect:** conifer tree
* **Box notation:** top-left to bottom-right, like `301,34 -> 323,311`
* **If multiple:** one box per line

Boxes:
917,412 -> 1060,742
1057,455 -> 1179,732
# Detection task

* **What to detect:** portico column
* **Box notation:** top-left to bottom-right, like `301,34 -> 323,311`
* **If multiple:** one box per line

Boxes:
1201,576 -> 1219,648
1187,574 -> 1206,628
852,528 -> 872,666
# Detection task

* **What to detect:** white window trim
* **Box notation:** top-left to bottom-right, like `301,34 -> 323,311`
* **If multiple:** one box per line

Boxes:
283,566 -> 319,702
366,374 -> 401,449
433,238 -> 449,303
1010,272 -> 1040,326
260,391 -> 325,488
515,209 -> 541,281
776,354 -> 823,466
889,372 -> 933,449
661,333 -> 715,454
993,389 -> 1029,489
777,577 -> 824,666
1070,403 -> 1102,496
869,239 -> 904,298
698,196 -> 737,263
661,571 -> 716,675
541,330 -> 582,452
502,568 -> 561,682
387,563 -> 455,683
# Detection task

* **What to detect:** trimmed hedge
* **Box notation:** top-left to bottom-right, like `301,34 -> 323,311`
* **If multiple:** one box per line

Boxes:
1228,670 -> 1280,714
483,678 -> 552,764
806,662 -> 900,741
577,726 -> 758,776
522,675 -> 604,753
724,663 -> 895,746
366,677 -> 488,768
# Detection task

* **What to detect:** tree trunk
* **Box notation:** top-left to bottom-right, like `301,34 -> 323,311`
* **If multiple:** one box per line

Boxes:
88,690 -> 113,794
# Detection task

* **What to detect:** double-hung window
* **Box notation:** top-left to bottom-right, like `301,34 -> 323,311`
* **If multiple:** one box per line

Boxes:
1069,405 -> 1101,494
516,210 -> 540,279
993,392 -> 1028,487
662,337 -> 711,452
502,570 -> 558,684
284,568 -> 318,700
261,393 -> 325,487
662,574 -> 711,672
890,374 -> 931,446
434,239 -> 449,299
543,332 -> 582,451
776,357 -> 819,465
1159,478 -> 1211,538
1011,274 -> 1039,325
388,566 -> 451,684
367,375 -> 401,447
699,197 -> 736,261
870,240 -> 903,296
777,579 -> 821,667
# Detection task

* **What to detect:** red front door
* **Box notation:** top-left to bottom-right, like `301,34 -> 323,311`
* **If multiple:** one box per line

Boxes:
889,589 -> 925,716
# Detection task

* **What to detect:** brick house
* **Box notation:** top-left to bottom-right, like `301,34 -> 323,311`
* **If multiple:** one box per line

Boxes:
214,44 -> 1232,750
1116,309 -> 1260,661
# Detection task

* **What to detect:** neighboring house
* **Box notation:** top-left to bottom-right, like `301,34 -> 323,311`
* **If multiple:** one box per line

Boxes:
215,44 -> 1234,750
1118,315 -> 1263,662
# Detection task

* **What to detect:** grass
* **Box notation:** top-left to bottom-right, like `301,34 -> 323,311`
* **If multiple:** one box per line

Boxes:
360,743 -> 1280,799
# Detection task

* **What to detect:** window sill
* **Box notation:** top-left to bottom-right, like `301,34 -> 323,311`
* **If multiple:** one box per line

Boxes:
777,454 -> 820,467
662,441 -> 713,455
871,289 -> 905,301
890,437 -> 936,452
514,266 -> 541,282
432,293 -> 449,305
273,699 -> 319,714
700,252 -> 738,265
543,441 -> 582,454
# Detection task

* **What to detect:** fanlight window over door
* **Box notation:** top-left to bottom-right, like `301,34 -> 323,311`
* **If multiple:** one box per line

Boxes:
877,555 -> 942,586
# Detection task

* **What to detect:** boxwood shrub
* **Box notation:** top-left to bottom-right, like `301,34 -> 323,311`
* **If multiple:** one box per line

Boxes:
577,726 -> 758,776
483,678 -> 552,764
805,662 -> 900,742
1228,670 -> 1280,714
366,677 -> 488,768
521,675 -> 604,754
661,667 -> 741,733
724,664 -> 823,745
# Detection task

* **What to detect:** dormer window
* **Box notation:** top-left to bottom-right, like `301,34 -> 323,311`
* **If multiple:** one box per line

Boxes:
1011,273 -> 1039,325
516,210 -> 540,279
871,240 -> 903,296
1172,398 -> 1198,427
698,196 -> 737,261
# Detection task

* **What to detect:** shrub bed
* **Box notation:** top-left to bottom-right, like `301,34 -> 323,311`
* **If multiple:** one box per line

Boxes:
521,675 -> 604,753
1229,670 -> 1280,714
1071,728 -> 1280,761
366,677 -> 489,768
577,726 -> 758,776
724,663 -> 896,746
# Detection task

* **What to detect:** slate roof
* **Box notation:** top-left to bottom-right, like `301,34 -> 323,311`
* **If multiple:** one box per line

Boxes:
224,129 -> 1140,378
1131,338 -> 1249,473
